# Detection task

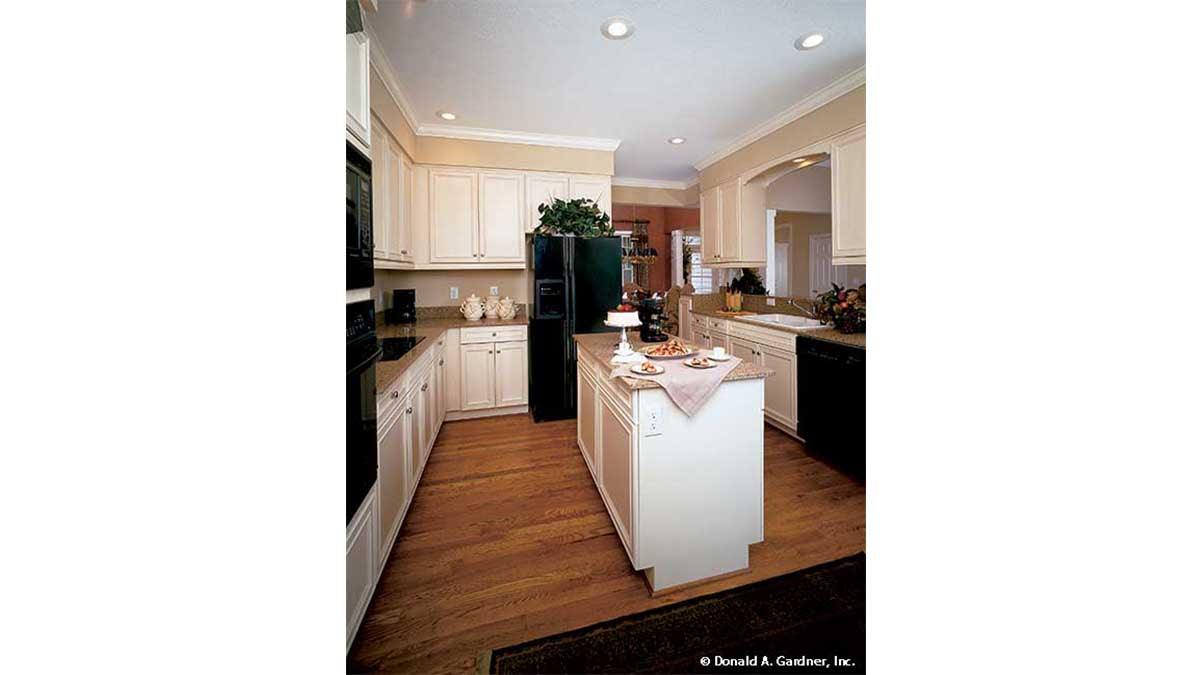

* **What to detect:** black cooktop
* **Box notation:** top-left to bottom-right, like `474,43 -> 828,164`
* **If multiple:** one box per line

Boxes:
379,336 -> 425,362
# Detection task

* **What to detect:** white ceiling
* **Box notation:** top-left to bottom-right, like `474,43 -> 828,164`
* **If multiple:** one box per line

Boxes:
369,0 -> 864,182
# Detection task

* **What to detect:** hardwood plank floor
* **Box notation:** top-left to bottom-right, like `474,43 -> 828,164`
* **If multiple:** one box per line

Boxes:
348,414 -> 865,674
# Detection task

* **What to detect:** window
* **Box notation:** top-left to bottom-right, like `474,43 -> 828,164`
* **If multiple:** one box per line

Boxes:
616,230 -> 635,285
684,233 -> 713,294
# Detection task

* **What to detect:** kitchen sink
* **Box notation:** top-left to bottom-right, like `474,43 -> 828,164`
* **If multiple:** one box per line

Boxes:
742,313 -> 827,329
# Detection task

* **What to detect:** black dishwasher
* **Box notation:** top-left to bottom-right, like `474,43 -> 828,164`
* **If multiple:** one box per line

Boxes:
796,335 -> 865,479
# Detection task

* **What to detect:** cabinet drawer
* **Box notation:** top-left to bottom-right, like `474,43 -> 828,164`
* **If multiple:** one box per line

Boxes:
461,324 -> 527,344
378,381 -> 405,420
705,316 -> 729,333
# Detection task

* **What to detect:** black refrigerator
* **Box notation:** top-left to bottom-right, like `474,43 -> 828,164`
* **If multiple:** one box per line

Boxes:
529,235 -> 622,421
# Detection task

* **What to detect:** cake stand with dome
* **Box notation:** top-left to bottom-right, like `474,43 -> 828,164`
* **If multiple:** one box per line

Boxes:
604,310 -> 642,363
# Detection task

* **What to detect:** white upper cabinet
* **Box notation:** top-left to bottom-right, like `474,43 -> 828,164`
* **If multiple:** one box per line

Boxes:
370,117 -> 389,260
569,176 -> 612,219
345,32 -> 370,148
699,178 -> 766,266
830,125 -> 866,264
384,139 -> 404,260
526,174 -> 569,233
478,171 -> 525,262
429,168 -> 479,263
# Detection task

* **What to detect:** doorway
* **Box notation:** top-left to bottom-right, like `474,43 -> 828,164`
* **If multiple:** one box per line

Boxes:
774,243 -> 790,296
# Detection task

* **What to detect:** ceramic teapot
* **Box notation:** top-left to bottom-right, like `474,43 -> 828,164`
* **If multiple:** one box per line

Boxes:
498,296 -> 517,320
459,293 -> 484,321
484,294 -> 501,319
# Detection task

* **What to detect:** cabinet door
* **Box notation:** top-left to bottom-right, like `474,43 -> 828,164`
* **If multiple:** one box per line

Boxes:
345,32 -> 370,146
719,180 -> 740,262
700,187 -> 720,263
407,395 -> 422,492
346,485 -> 377,647
443,329 -> 462,412
729,336 -> 757,362
759,344 -> 797,427
831,125 -> 866,261
577,368 -> 598,473
430,169 -> 478,262
385,139 -> 404,260
526,174 -> 569,232
459,342 -> 496,410
494,340 -> 528,407
478,171 -> 525,262
569,176 -> 612,218
369,118 -> 390,260
435,350 -> 447,427
599,396 -> 634,546
420,370 -> 435,464
393,152 -> 413,261
377,398 -> 409,550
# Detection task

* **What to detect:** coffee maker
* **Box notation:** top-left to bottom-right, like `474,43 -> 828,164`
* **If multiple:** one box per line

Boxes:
386,289 -> 416,325
638,296 -> 668,342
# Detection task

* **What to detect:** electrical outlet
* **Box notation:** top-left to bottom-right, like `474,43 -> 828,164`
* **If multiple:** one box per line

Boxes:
489,286 -> 499,296
766,298 -> 776,306
645,407 -> 664,436
450,287 -> 459,300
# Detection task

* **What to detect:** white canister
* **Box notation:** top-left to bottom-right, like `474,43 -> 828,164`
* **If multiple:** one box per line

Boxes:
459,293 -> 484,321
484,294 -> 501,319
498,296 -> 517,320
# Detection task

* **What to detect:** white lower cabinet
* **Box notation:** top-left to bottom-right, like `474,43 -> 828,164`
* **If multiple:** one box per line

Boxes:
346,484 -> 378,650
727,321 -> 798,433
599,393 -> 635,547
459,342 -> 497,410
455,325 -> 529,415
577,367 -> 598,472
494,341 -> 528,407
376,390 -> 411,561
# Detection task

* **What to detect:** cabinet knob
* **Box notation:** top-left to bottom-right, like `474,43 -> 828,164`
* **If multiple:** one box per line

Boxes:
406,407 -> 413,414
439,359 -> 444,365
391,391 -> 399,399
421,383 -> 428,391
488,350 -> 493,354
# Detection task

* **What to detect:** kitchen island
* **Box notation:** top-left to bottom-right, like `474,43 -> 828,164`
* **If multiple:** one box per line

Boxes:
573,332 -> 770,593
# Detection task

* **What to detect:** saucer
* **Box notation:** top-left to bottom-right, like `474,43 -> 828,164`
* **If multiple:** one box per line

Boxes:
707,353 -> 732,361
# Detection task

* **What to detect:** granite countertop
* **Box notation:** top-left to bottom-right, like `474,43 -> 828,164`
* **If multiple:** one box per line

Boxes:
375,316 -> 527,393
690,308 -> 866,349
572,332 -> 772,391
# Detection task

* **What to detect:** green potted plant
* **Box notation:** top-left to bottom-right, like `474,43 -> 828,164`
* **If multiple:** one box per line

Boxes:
533,198 -> 614,238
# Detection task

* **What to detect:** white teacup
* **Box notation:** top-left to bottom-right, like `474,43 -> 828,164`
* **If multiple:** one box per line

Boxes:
712,346 -> 726,358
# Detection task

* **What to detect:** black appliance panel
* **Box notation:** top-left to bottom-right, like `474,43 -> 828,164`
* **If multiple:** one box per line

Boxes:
387,288 -> 416,325
347,301 -> 380,522
572,237 -> 622,336
346,142 -> 374,290
796,336 -> 865,479
379,335 -> 425,362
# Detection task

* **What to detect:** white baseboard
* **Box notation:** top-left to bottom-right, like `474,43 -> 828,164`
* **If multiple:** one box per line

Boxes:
445,405 -> 529,422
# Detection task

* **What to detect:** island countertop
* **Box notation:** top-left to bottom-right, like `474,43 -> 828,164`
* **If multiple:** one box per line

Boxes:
573,332 -> 772,390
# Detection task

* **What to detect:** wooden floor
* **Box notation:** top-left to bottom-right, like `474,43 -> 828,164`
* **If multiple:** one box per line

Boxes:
348,414 -> 865,674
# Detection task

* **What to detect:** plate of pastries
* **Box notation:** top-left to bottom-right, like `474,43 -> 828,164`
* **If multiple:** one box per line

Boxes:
639,338 -> 694,360
631,361 -> 665,376
683,356 -> 718,369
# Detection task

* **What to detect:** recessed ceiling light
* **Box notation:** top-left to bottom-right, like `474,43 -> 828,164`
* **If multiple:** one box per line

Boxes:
794,33 -> 825,50
668,137 -> 686,145
437,111 -> 457,121
601,17 -> 635,40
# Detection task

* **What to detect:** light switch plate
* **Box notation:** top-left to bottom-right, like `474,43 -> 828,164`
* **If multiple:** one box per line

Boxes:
489,286 -> 499,296
450,287 -> 459,300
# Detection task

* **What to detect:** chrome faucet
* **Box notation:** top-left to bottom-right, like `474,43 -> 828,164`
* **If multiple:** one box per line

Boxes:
786,298 -> 815,318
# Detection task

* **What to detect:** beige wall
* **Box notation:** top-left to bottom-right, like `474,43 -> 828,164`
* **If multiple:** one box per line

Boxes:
766,166 -> 831,212
416,136 -> 612,175
775,211 -> 830,299
700,85 -> 865,190
611,184 -> 699,207
374,268 -> 528,311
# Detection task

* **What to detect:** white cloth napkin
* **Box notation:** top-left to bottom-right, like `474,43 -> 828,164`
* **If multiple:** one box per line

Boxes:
610,353 -> 743,416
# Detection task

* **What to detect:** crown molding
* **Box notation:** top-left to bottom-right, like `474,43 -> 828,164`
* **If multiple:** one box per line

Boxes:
684,175 -> 700,190
362,17 -> 420,134
611,177 -> 693,191
692,66 -> 866,172
417,124 -> 621,151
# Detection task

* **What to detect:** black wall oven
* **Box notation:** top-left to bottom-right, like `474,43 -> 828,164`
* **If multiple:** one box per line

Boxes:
346,141 -> 374,290
347,300 -> 381,523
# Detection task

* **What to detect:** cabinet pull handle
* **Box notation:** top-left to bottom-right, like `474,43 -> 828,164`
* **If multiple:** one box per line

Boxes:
391,391 -> 399,399
406,407 -> 412,414
421,383 -> 428,392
